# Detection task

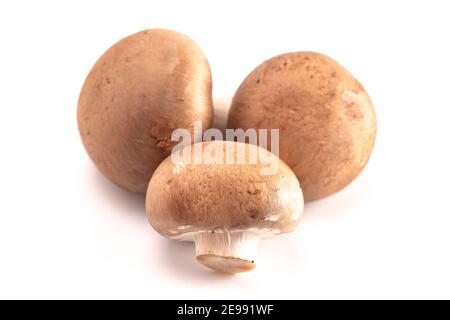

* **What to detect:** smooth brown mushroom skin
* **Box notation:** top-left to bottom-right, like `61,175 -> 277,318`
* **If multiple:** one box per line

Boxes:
227,52 -> 377,201
78,29 -> 213,193
146,141 -> 304,273
146,141 -> 302,238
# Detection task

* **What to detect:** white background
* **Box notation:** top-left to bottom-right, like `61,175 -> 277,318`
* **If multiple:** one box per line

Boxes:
1,0 -> 449,300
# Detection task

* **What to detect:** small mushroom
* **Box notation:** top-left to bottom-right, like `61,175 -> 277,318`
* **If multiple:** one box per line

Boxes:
228,52 -> 377,201
78,29 -> 213,193
146,141 -> 304,274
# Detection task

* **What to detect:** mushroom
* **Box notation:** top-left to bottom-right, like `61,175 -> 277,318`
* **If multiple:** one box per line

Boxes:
78,29 -> 213,193
146,140 -> 304,274
227,52 -> 377,201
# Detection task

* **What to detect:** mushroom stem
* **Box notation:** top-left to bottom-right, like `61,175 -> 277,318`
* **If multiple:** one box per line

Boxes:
193,231 -> 260,274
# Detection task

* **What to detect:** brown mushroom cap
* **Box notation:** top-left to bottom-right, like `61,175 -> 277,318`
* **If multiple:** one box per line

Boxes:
146,141 -> 303,273
78,29 -> 213,193
227,52 -> 377,202
146,140 -> 303,238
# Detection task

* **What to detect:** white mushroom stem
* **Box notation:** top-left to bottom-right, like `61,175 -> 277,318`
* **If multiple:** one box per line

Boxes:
193,231 -> 260,268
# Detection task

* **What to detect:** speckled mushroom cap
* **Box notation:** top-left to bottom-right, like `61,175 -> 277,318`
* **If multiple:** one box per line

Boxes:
78,29 -> 213,193
227,52 -> 377,202
146,140 -> 303,239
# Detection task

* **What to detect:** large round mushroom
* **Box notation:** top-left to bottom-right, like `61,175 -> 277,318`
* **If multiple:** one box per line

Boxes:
78,29 -> 213,193
228,52 -> 377,201
146,141 -> 304,274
